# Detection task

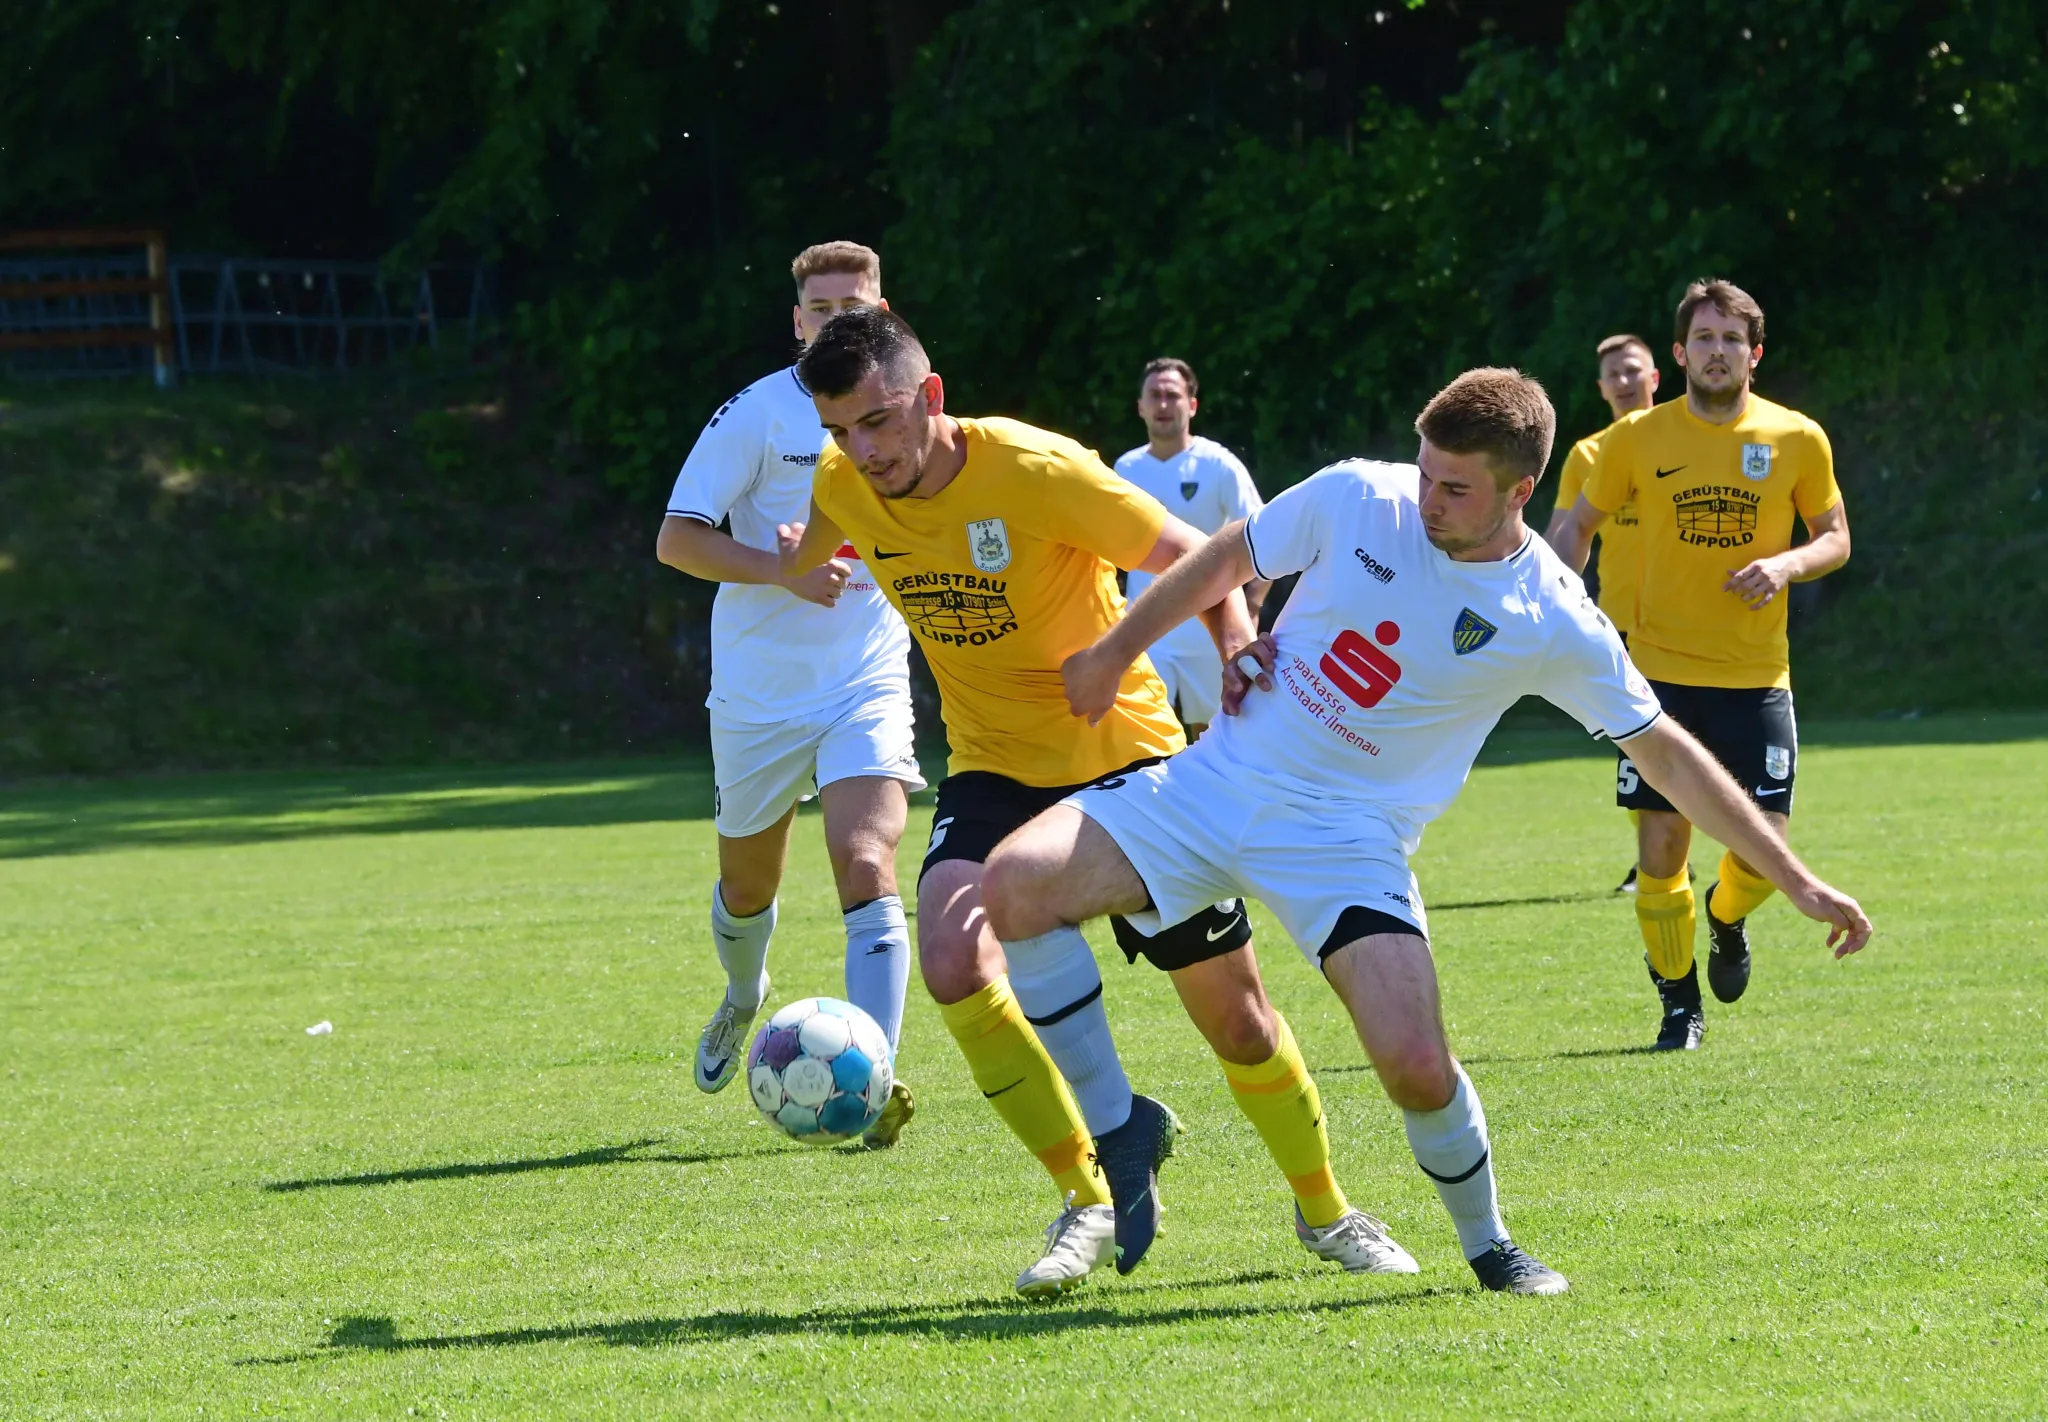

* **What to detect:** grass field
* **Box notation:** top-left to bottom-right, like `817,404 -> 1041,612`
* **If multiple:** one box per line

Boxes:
4,714 -> 2045,1418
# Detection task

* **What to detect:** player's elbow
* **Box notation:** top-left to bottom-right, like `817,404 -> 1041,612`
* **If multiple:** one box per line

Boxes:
655,517 -> 698,573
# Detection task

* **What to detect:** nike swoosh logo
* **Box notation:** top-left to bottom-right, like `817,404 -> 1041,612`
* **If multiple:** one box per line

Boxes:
1755,787 -> 1788,797
1205,922 -> 1237,942
1121,1186 -> 1152,1213
983,1078 -> 1026,1099
1654,465 -> 1687,479
872,549 -> 910,559
717,933 -> 742,943
863,943 -> 892,955
703,1056 -> 729,1077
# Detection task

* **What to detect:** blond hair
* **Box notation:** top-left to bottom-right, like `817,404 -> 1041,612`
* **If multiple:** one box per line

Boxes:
791,241 -> 881,294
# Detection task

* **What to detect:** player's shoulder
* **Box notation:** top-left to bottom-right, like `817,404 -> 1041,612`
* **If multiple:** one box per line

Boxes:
1305,457 -> 1420,502
715,364 -> 804,420
968,417 -> 1112,491
1188,435 -> 1249,469
1745,394 -> 1830,445
1519,535 -> 1618,638
1112,443 -> 1150,474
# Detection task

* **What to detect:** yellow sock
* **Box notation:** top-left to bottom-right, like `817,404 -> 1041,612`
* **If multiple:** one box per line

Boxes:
938,976 -> 1108,1208
1628,809 -> 1641,828
1218,1014 -> 1350,1228
1709,851 -> 1776,924
1635,866 -> 1696,979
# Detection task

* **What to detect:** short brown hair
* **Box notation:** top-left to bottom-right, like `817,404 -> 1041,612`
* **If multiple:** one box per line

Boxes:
1139,357 -> 1198,399
791,241 -> 881,294
1414,367 -> 1556,487
1595,333 -> 1652,364
1675,278 -> 1764,348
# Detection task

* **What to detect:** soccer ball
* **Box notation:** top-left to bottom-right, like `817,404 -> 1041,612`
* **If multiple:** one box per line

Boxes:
746,997 -> 894,1144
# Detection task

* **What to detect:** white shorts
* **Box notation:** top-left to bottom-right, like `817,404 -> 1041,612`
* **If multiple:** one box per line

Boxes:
1148,639 -> 1224,727
1063,742 -> 1428,967
710,680 -> 924,839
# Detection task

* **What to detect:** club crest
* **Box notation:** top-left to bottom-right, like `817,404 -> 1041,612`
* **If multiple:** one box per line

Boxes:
966,517 -> 1012,573
1452,608 -> 1498,656
1179,479 -> 1199,501
1764,744 -> 1792,780
1741,443 -> 1775,481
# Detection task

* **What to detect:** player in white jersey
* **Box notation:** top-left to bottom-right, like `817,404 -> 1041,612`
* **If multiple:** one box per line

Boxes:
1113,358 -> 1268,736
981,368 -> 1872,1293
655,241 -> 920,1147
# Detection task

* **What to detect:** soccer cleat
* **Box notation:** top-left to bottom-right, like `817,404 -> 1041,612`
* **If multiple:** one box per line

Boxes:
1615,865 -> 1639,894
1468,1240 -> 1570,1295
1095,1094 -> 1183,1276
1647,957 -> 1705,1051
859,1080 -> 916,1149
693,981 -> 765,1094
1295,1206 -> 1421,1275
1704,889 -> 1754,1003
1015,1192 -> 1117,1300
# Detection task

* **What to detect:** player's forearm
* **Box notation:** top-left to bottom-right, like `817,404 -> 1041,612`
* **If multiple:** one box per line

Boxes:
1196,587 -> 1255,662
1242,577 -> 1270,623
1629,722 -> 1813,894
780,501 -> 845,575
1107,525 -> 1253,663
1784,527 -> 1850,583
657,517 -> 787,586
1548,498 -> 1605,575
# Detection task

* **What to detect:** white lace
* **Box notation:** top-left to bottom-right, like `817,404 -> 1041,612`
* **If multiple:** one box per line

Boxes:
1320,1210 -> 1396,1247
699,999 -> 750,1065
1038,1191 -> 1103,1266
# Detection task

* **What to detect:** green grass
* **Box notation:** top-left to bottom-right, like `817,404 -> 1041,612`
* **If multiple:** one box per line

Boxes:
4,716 -> 2046,1417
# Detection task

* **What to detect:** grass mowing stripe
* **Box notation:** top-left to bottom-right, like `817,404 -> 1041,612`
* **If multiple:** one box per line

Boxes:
3,715 -> 2044,1417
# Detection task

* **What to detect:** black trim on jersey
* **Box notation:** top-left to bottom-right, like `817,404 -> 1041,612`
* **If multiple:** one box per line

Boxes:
1417,1149 -> 1491,1185
1023,982 -> 1104,1029
666,508 -> 719,525
788,365 -> 811,398
1243,521 -> 1275,582
1608,708 -> 1664,743
1506,531 -> 1537,564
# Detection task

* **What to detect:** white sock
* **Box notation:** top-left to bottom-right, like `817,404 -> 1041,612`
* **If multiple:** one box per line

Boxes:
1403,1063 -> 1510,1259
1003,926 -> 1133,1135
841,895 -> 910,1056
711,885 -> 774,1014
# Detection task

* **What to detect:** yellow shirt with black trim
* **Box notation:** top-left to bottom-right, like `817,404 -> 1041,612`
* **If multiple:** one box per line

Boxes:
1555,408 -> 1649,639
813,416 -> 1186,787
1583,394 -> 1841,690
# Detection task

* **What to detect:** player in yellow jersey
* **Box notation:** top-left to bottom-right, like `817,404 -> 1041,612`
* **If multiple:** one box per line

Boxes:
1545,333 -> 1660,892
1552,279 -> 1853,1050
782,305 -> 1417,1295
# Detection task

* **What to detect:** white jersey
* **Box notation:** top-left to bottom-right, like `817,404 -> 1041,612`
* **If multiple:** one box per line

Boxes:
667,366 -> 910,723
1115,437 -> 1264,664
1216,460 -> 1663,848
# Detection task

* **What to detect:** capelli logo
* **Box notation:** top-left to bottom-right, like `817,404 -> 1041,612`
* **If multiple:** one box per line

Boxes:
780,452 -> 820,466
1352,548 -> 1396,584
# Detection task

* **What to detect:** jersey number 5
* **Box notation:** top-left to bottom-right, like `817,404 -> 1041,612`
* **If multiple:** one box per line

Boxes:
1320,624 -> 1403,709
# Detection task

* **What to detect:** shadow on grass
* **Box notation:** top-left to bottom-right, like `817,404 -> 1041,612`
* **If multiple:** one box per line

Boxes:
246,1280 -> 1461,1363
1432,891 -> 1609,912
264,1138 -> 771,1192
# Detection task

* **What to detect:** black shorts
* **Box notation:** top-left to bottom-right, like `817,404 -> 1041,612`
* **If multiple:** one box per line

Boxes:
1618,682 -> 1797,816
920,759 -> 1252,972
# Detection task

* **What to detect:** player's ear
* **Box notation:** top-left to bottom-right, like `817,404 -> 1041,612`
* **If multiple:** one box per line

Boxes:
1750,344 -> 1764,369
792,305 -> 805,344
1507,473 -> 1537,511
922,372 -> 945,414
1671,341 -> 1687,368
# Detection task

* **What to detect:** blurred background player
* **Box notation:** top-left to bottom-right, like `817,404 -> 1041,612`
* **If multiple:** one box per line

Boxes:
991,367 -> 1870,1293
1113,358 -> 1268,738
783,307 -> 1355,1299
655,242 -> 920,1144
1552,279 -> 1853,1050
1545,333 -> 1662,892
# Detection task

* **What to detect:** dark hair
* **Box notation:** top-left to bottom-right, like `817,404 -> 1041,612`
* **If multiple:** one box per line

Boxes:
1414,367 -> 1556,487
791,240 -> 881,293
1675,279 -> 1765,348
799,304 -> 928,398
1139,357 -> 1199,399
1595,333 -> 1652,364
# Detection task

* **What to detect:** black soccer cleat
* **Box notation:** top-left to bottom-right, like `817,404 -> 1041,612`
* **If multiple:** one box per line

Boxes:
1704,888 -> 1754,1004
1096,1093 -> 1182,1276
1468,1239 -> 1570,1295
1647,957 -> 1705,1051
1614,865 -> 1639,894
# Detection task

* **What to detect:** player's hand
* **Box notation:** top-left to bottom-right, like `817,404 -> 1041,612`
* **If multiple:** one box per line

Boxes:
1220,634 -> 1277,716
1061,642 -> 1125,726
1785,876 -> 1873,959
1725,555 -> 1792,610
775,522 -> 849,607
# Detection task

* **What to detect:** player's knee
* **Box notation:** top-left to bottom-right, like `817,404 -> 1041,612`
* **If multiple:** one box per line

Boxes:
828,829 -> 896,898
1377,1040 -> 1456,1111
716,873 -> 776,919
1211,1000 -> 1280,1064
978,845 -> 1047,939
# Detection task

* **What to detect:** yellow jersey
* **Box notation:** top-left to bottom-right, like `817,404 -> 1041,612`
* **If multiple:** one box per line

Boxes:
1555,408 -> 1649,638
1583,394 -> 1841,690
813,416 -> 1186,786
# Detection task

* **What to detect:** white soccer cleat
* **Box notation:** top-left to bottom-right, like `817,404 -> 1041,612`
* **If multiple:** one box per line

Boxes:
1015,1192 -> 1118,1300
1296,1206 -> 1421,1275
693,980 -> 766,1094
